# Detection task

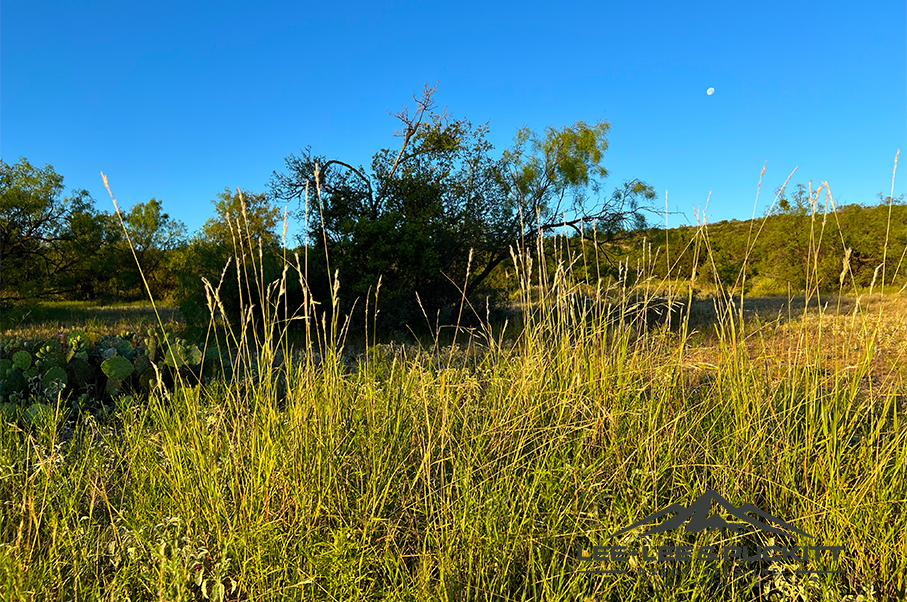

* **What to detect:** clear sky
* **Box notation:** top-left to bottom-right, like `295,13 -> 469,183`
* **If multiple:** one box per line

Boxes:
3,0 -> 905,243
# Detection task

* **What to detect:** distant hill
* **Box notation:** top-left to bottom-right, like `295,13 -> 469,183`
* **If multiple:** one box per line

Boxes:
547,198 -> 907,296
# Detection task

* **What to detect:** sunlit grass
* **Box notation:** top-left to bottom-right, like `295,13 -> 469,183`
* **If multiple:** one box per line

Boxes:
0,301 -> 184,341
1,173 -> 905,601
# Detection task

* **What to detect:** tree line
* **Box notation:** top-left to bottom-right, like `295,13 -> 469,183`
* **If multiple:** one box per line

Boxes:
5,86 -> 900,333
553,183 -> 907,297
2,86 -> 657,332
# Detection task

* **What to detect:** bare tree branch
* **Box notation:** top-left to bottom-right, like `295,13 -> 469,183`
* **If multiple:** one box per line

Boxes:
379,82 -> 439,197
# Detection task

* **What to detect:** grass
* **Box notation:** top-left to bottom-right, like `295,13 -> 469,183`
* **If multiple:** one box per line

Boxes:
0,300 -> 184,341
0,175 -> 905,601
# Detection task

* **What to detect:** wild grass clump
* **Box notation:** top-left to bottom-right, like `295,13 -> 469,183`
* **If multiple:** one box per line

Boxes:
0,166 -> 905,601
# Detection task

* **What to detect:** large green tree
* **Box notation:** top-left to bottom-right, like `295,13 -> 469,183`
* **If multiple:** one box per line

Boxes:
201,188 -> 283,249
0,157 -> 119,300
270,85 -> 655,329
113,198 -> 187,299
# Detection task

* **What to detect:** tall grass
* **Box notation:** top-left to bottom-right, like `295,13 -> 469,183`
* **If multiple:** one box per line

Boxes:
0,165 -> 904,601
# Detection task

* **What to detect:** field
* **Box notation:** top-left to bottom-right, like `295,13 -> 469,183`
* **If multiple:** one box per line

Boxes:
4,2 -> 903,599
1,302 -> 184,342
3,172 -> 907,601
2,240 -> 906,601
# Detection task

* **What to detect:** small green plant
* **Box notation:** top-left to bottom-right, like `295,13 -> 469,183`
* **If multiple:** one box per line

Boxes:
0,329 -> 214,417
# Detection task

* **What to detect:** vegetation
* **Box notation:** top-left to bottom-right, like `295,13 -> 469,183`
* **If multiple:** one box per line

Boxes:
585,183 -> 907,297
169,188 -> 285,330
1,159 -> 189,302
270,84 -> 656,330
0,329 -> 209,420
1,218 -> 905,599
1,157 -> 117,301
5,158 -> 906,331
3,87 -> 657,332
1,90 -> 904,600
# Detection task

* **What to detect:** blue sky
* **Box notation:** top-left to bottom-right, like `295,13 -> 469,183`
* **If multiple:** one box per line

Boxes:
3,0 -> 905,243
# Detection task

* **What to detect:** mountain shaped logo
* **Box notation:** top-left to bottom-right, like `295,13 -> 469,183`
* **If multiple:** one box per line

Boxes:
611,490 -> 814,540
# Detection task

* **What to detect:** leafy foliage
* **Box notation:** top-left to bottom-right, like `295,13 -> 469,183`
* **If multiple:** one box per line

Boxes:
170,188 -> 286,330
271,85 -> 655,330
0,157 -> 120,300
578,183 -> 907,295
0,329 -> 205,419
118,198 -> 187,300
1,158 -> 190,303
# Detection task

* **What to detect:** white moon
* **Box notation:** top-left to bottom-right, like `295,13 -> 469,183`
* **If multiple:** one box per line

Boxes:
707,87 -> 715,95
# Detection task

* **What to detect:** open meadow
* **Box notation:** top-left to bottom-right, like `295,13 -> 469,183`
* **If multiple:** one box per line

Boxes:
1,227 -> 905,600
5,1 -> 905,598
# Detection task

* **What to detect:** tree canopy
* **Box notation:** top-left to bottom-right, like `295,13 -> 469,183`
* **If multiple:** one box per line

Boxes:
169,188 -> 285,328
202,188 -> 283,250
1,157 -> 119,300
271,85 -> 655,329
116,198 -> 187,299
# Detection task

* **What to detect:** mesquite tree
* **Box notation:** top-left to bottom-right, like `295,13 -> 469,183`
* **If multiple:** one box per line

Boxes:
271,85 -> 655,330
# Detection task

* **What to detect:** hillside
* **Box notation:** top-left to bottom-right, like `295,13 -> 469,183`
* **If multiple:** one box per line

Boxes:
554,197 -> 907,296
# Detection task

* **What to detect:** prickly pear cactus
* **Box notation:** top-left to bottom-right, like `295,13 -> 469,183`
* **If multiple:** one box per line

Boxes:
12,350 -> 31,371
146,329 -> 159,362
68,358 -> 92,389
25,402 -> 52,426
133,354 -> 150,376
42,366 -> 68,392
2,327 -> 226,420
114,338 -> 135,359
35,340 -> 66,371
101,355 -> 135,380
163,338 -> 203,369
66,330 -> 90,362
0,363 -> 26,398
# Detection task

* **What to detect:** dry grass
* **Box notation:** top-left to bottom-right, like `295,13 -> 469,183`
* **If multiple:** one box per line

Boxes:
0,302 -> 184,341
1,165 -> 905,600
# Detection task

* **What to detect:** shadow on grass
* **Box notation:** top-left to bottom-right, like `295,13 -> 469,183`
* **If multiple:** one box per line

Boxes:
682,294 -> 863,332
0,301 -> 184,339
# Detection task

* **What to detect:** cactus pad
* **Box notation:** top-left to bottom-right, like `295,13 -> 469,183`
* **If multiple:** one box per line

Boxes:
102,356 -> 135,380
12,351 -> 31,371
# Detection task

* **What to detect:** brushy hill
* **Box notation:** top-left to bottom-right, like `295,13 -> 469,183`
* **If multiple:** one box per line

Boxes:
544,195 -> 907,298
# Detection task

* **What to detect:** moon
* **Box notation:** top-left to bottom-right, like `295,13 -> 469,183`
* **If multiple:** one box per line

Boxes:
707,87 -> 715,96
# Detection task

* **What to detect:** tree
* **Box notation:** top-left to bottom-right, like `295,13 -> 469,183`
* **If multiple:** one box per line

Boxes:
0,157 -> 117,300
124,198 -> 187,263
172,188 -> 284,328
202,188 -> 283,249
115,198 -> 187,299
876,191 -> 906,206
56,203 -> 122,300
271,85 -> 655,329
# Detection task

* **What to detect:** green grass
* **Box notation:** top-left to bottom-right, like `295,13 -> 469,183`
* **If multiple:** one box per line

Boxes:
1,300 -> 184,341
1,180 -> 905,601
